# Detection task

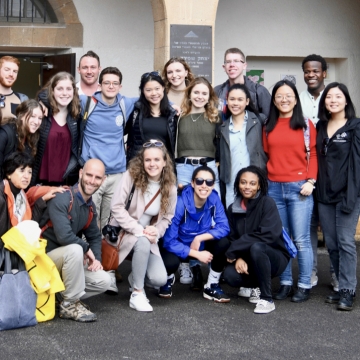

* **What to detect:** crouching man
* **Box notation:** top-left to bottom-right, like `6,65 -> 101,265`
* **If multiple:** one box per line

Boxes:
40,159 -> 112,322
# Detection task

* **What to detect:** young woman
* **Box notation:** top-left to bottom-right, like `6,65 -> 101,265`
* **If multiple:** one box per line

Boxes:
263,79 -> 317,303
160,161 -> 230,302
0,99 -> 43,178
109,140 -> 177,312
162,57 -> 195,107
223,166 -> 290,314
218,83 -> 267,208
316,83 -> 360,311
31,72 -> 80,186
126,72 -> 178,162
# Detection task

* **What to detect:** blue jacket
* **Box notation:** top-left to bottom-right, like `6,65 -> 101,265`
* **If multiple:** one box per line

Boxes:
163,185 -> 230,259
79,92 -> 137,174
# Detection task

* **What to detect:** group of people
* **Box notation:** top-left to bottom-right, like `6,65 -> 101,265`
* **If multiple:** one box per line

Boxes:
0,47 -> 359,324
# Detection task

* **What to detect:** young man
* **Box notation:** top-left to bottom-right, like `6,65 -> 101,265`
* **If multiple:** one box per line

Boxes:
299,54 -> 327,123
76,51 -> 101,96
41,159 -> 112,322
214,48 -> 271,120
0,56 -> 28,120
79,67 -> 137,230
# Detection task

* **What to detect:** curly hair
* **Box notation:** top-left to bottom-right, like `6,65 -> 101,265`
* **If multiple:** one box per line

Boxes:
128,143 -> 176,214
181,77 -> 219,123
162,57 -> 195,92
44,72 -> 80,118
301,54 -> 327,72
14,99 -> 43,157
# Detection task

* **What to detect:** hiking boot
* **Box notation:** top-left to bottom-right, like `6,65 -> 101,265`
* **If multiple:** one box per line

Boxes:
238,287 -> 252,298
190,265 -> 203,291
59,300 -> 97,322
179,263 -> 193,284
249,287 -> 261,304
203,283 -> 230,303
337,289 -> 355,311
158,276 -> 175,298
291,287 -> 310,303
273,285 -> 293,300
254,299 -> 275,314
325,291 -> 340,304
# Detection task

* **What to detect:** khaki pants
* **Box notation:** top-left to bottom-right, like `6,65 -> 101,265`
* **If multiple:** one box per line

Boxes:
48,244 -> 112,302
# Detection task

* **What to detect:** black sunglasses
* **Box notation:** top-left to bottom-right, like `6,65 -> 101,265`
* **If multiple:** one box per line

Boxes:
0,94 -> 5,108
320,137 -> 330,156
194,178 -> 215,187
141,71 -> 160,80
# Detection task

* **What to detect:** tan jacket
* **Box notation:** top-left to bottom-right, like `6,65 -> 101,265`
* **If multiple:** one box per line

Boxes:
110,170 -> 177,264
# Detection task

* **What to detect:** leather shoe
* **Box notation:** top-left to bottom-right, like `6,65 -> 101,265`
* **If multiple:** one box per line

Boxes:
337,289 -> 355,311
291,287 -> 310,303
273,285 -> 293,300
325,292 -> 340,304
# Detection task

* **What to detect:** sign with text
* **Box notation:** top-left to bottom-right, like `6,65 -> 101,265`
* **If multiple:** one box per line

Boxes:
170,25 -> 212,82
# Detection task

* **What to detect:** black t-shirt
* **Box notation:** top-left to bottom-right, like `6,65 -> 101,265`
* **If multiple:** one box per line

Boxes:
142,116 -> 171,151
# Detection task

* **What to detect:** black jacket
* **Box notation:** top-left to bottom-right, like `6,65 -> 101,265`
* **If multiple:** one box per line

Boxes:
30,109 -> 79,186
125,102 -> 178,163
225,194 -> 290,261
316,117 -> 360,213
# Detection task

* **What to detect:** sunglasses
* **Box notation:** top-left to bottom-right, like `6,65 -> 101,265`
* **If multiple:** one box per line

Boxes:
320,137 -> 330,156
0,94 -> 5,108
194,178 -> 215,187
141,71 -> 161,80
143,140 -> 164,148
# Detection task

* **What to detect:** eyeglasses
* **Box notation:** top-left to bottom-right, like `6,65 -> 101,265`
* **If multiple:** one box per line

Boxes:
320,137 -> 330,156
143,140 -> 164,148
194,178 -> 215,187
102,81 -> 121,87
224,60 -> 245,65
274,94 -> 295,101
0,94 -> 5,108
141,71 -> 161,80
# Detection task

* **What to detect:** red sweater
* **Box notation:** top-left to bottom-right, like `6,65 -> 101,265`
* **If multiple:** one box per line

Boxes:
262,118 -> 318,182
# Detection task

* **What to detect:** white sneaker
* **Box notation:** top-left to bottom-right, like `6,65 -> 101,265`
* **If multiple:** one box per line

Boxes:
331,272 -> 339,292
129,292 -> 153,312
128,273 -> 149,299
249,287 -> 261,303
238,287 -> 252,298
179,263 -> 193,284
311,270 -> 318,287
254,299 -> 275,314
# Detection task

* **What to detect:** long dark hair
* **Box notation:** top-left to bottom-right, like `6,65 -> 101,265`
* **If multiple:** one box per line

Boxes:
234,165 -> 268,198
139,73 -> 170,118
266,79 -> 306,133
225,83 -> 259,119
318,82 -> 356,121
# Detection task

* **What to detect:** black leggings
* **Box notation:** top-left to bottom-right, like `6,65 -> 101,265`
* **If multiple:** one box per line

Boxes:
161,237 -> 230,275
223,242 -> 289,301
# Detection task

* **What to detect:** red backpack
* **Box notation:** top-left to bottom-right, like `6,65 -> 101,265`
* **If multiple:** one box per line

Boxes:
26,186 -> 93,235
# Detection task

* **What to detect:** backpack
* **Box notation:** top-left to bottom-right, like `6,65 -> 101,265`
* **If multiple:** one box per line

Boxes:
26,186 -> 93,235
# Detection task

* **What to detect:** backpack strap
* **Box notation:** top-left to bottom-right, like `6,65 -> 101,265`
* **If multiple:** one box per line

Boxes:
83,204 -> 94,230
119,97 -> 127,151
303,117 -> 310,170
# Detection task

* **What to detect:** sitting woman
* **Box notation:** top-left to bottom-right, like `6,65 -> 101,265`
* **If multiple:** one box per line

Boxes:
0,99 -> 43,178
223,166 -> 290,314
160,161 -> 230,302
0,152 -> 62,252
110,140 -> 177,312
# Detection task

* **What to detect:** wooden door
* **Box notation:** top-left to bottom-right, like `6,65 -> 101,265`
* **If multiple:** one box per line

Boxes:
42,53 -> 76,86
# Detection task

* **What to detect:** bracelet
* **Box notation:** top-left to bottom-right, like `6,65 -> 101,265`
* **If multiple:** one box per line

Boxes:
307,180 -> 315,185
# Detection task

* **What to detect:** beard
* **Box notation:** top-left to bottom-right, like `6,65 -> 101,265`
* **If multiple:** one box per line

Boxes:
0,74 -> 15,88
79,177 -> 99,197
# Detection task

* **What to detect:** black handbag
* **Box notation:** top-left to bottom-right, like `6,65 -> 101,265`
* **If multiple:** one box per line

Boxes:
0,248 -> 37,331
102,184 -> 136,243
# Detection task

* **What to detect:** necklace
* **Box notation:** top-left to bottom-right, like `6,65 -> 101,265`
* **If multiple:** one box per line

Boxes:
191,113 -> 203,122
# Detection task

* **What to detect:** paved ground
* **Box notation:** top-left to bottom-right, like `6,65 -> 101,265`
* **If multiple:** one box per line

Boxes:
2,244 -> 360,360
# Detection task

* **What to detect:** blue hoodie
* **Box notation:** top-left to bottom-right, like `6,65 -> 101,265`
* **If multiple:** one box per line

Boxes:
163,185 -> 230,259
80,92 -> 137,174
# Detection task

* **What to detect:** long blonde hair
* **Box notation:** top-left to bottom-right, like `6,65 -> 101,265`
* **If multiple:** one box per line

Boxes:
128,144 -> 176,214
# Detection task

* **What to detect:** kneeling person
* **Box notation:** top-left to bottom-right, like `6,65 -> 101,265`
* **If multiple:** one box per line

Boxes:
40,159 -> 112,322
160,161 -> 230,302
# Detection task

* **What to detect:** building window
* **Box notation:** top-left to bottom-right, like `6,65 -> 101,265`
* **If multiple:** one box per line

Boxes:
0,0 -> 57,23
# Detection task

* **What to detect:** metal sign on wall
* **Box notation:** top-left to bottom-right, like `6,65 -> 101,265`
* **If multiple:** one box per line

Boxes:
170,25 -> 212,82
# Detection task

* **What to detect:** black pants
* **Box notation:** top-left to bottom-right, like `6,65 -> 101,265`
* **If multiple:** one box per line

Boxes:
223,242 -> 289,301
161,237 -> 230,275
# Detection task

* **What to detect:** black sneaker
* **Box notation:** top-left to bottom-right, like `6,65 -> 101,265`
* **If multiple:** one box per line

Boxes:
203,283 -> 230,303
190,265 -> 203,291
337,289 -> 355,311
158,276 -> 175,298
325,291 -> 340,304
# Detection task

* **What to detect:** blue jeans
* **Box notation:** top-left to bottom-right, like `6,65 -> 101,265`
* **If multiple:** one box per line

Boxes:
318,198 -> 360,292
268,180 -> 313,289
